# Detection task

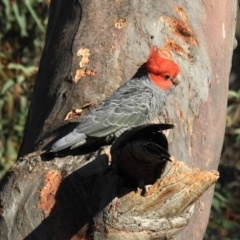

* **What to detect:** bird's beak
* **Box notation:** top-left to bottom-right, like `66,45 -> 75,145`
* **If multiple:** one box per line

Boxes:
171,75 -> 180,86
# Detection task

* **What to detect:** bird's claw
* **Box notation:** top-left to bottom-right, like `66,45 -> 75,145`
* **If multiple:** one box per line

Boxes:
138,180 -> 152,196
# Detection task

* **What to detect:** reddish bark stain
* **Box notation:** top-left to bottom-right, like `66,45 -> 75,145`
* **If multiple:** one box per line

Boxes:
115,18 -> 126,29
175,6 -> 189,22
161,16 -> 198,46
160,37 -> 186,59
39,170 -> 62,216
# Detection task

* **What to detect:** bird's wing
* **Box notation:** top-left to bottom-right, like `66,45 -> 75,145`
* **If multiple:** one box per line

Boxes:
111,123 -> 174,153
75,85 -> 153,137
140,141 -> 171,162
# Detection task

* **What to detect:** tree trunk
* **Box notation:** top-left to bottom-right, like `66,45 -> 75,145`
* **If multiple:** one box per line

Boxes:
0,0 -> 237,239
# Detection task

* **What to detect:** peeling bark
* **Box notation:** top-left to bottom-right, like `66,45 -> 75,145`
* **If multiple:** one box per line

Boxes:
0,0 -> 237,240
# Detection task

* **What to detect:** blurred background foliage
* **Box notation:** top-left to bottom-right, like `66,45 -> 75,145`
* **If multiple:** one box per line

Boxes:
0,0 -> 48,178
0,1 -> 239,239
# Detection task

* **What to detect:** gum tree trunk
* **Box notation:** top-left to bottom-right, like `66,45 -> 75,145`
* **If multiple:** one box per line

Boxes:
0,0 -> 237,240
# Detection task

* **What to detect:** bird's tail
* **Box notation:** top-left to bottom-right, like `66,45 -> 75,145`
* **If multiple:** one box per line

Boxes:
50,131 -> 87,152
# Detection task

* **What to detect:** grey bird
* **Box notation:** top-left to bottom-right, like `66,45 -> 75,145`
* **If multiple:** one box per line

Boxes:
50,47 -> 180,152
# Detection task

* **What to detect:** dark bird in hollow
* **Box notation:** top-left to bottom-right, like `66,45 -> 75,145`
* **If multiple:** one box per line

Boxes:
110,123 -> 173,194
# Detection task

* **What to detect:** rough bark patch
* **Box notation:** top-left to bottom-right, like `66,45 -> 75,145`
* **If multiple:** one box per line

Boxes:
115,18 -> 127,29
94,160 -> 219,239
65,102 -> 93,120
74,48 -> 96,83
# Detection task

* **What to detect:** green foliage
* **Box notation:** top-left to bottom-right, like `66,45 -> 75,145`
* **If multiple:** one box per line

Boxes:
0,0 -> 48,179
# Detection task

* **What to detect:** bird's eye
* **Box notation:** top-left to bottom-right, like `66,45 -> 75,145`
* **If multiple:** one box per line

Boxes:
164,74 -> 171,80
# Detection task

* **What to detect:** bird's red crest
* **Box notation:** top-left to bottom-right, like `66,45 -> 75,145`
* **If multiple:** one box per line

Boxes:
146,46 -> 180,77
146,46 -> 180,90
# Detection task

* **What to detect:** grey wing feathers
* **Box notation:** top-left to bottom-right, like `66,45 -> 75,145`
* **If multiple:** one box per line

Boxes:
75,85 -> 153,138
51,131 -> 86,152
50,79 -> 154,152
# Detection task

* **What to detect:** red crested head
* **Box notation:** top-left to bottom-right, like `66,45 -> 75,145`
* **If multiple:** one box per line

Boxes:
146,46 -> 180,90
